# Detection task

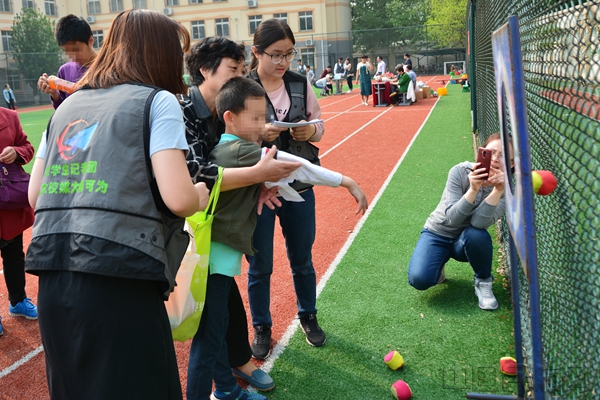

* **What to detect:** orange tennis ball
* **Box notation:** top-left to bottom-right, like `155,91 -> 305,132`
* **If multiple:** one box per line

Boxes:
384,350 -> 405,370
532,170 -> 557,195
391,380 -> 412,400
500,356 -> 517,376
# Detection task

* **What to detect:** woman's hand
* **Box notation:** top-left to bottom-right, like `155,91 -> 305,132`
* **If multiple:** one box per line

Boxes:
487,166 -> 505,193
0,146 -> 17,164
290,122 -> 316,142
260,123 -> 287,143
468,163 -> 488,192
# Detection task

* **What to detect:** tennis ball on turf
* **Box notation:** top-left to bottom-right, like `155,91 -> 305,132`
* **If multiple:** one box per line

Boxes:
500,356 -> 517,376
384,350 -> 405,370
532,170 -> 557,195
391,380 -> 412,400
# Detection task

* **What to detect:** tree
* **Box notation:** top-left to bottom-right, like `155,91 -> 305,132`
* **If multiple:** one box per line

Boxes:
350,0 -> 395,52
425,0 -> 468,48
11,8 -> 62,96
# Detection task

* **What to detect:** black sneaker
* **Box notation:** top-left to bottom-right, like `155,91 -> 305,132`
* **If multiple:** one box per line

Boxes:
251,325 -> 271,360
299,314 -> 326,347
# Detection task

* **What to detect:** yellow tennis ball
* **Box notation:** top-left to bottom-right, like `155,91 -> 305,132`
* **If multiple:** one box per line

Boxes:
532,171 -> 542,194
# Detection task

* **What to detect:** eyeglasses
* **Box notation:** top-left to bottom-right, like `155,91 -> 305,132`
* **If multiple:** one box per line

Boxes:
492,149 -> 514,164
262,49 -> 297,64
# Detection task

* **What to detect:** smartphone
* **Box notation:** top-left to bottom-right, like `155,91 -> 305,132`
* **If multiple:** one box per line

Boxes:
476,147 -> 492,177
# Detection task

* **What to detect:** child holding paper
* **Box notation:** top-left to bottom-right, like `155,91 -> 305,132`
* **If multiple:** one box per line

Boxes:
186,77 -> 367,400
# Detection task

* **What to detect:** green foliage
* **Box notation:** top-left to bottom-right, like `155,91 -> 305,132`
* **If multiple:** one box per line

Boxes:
351,0 -> 394,52
11,8 -> 62,94
425,0 -> 468,48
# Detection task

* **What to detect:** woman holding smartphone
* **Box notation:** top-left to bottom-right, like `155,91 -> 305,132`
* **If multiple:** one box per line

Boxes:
407,133 -> 513,311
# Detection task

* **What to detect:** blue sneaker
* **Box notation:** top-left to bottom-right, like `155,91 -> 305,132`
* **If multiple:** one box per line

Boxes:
210,385 -> 266,400
0,316 -> 4,336
9,298 -> 38,320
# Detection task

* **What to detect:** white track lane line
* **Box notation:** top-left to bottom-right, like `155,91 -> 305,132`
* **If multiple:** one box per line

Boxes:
0,345 -> 44,378
261,94 -> 441,376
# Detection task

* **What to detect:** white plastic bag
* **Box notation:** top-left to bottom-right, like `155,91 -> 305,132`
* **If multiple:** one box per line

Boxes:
165,222 -> 201,330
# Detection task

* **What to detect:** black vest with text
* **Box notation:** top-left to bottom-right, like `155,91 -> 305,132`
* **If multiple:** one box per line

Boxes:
247,69 -> 320,192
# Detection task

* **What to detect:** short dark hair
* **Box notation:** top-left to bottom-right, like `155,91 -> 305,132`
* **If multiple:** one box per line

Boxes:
186,37 -> 246,86
395,64 -> 404,73
306,65 -> 311,69
216,77 -> 265,122
361,54 -> 368,59
404,53 -> 410,58
405,64 -> 412,71
55,14 -> 93,46
327,65 -> 332,69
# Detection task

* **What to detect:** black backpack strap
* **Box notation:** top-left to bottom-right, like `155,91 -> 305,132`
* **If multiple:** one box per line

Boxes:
142,87 -> 177,217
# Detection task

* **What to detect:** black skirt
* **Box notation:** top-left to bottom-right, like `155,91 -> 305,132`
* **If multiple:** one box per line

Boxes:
37,270 -> 182,400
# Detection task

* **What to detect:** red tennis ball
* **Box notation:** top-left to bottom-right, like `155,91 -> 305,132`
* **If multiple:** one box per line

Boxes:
532,170 -> 557,195
500,356 -> 517,376
391,380 -> 412,400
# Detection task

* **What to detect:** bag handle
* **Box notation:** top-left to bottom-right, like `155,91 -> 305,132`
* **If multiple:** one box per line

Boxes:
203,166 -> 222,217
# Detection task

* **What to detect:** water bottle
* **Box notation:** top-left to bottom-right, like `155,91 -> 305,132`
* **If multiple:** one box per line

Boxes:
47,76 -> 77,94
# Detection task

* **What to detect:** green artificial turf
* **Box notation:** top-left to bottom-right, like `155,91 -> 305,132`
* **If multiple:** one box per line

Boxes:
17,109 -> 54,173
266,84 -> 517,399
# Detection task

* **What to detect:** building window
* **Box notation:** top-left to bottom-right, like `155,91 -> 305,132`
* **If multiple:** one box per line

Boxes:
191,20 -> 205,40
109,0 -> 123,12
132,0 -> 146,8
88,0 -> 101,14
190,0 -> 202,3
21,0 -> 33,9
249,15 -> 261,35
215,18 -> 229,37
165,0 -> 178,5
1,31 -> 12,52
273,13 -> 287,23
301,48 -> 314,70
92,30 -> 103,49
299,11 -> 313,31
0,0 -> 10,11
213,0 -> 226,2
44,0 -> 56,15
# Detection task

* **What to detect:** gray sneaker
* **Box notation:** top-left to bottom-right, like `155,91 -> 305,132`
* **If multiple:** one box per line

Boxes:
474,277 -> 498,310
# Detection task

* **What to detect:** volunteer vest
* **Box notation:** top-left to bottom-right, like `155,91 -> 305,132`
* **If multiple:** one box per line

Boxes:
27,84 -> 185,293
247,70 -> 320,191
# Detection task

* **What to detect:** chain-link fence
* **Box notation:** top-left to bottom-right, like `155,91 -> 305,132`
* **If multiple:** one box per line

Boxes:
1,51 -> 65,107
469,0 -> 599,398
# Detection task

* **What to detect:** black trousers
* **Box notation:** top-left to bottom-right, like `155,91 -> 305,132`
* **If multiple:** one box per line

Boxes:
37,270 -> 182,400
1,233 -> 27,306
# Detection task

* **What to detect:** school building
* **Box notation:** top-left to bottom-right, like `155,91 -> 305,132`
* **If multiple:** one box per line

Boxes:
0,0 -> 352,104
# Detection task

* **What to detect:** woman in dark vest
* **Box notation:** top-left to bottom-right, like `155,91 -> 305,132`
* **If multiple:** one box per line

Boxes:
26,10 -> 209,399
246,19 -> 327,360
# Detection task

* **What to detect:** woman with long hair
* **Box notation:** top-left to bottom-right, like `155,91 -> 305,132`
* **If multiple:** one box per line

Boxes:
26,10 -> 208,399
245,19 -> 327,360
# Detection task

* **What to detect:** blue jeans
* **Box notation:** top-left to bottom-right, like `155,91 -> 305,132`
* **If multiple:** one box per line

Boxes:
187,273 -> 237,400
247,189 -> 317,327
407,227 -> 493,290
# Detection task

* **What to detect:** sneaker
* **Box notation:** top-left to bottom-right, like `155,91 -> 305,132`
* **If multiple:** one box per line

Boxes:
210,385 -> 266,400
474,278 -> 498,310
346,90 -> 352,94
437,267 -> 446,284
9,298 -> 37,320
251,325 -> 271,360
299,313 -> 326,347
0,316 -> 3,336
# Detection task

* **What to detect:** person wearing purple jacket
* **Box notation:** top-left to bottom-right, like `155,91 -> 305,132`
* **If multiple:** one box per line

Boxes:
37,15 -> 97,109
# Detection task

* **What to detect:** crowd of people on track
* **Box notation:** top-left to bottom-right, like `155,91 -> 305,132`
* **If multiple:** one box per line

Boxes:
1,12 -> 508,400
